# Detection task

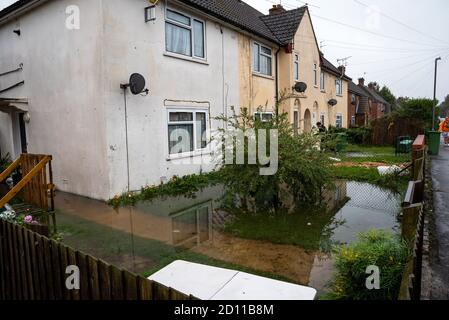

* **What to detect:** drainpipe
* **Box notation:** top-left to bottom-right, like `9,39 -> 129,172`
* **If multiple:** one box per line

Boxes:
275,47 -> 281,117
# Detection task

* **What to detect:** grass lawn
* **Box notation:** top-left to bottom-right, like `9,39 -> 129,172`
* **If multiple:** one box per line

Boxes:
327,144 -> 411,192
56,211 -> 296,283
336,144 -> 411,165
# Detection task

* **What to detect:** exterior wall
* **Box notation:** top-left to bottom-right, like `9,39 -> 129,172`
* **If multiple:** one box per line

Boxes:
102,0 -> 240,197
277,10 -> 348,131
321,71 -> 348,129
0,0 -> 110,199
238,33 -> 277,114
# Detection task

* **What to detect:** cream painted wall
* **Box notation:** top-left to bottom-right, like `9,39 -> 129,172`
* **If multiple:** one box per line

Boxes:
238,33 -> 277,114
277,9 -> 349,130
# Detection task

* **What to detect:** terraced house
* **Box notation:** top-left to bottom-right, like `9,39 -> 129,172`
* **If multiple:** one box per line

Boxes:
0,0 -> 349,201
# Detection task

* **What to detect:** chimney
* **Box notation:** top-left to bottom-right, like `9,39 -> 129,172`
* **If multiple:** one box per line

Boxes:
358,78 -> 365,86
368,83 -> 375,90
338,65 -> 346,76
269,4 -> 286,15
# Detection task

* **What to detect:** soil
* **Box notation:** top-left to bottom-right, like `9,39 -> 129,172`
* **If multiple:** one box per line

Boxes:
193,231 -> 324,285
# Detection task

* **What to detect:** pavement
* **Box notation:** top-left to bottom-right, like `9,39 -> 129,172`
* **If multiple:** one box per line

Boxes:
429,144 -> 449,300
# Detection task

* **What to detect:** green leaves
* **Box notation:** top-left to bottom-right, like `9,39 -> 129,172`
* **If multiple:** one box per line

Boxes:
328,230 -> 410,300
216,106 -> 332,211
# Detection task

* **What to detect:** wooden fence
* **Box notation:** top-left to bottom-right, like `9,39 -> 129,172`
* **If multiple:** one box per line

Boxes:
399,135 -> 426,300
0,154 -> 56,233
370,117 -> 426,146
0,219 -> 196,300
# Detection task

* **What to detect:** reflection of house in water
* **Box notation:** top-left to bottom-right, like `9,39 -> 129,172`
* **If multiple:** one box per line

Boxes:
171,202 -> 212,248
322,180 -> 348,211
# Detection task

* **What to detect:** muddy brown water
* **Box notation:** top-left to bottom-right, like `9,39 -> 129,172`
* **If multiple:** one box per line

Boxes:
54,181 -> 401,296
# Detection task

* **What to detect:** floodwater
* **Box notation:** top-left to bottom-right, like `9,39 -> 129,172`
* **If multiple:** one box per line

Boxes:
55,181 -> 401,296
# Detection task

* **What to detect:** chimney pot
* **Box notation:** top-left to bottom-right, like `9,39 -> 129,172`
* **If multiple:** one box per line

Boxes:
358,78 -> 365,86
269,4 -> 286,15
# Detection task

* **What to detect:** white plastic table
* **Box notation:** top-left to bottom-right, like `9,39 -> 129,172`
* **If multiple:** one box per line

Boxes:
148,260 -> 317,300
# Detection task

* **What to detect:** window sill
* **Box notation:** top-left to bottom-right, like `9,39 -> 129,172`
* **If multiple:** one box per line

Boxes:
252,72 -> 274,80
166,150 -> 212,161
336,94 -> 343,97
163,52 -> 209,65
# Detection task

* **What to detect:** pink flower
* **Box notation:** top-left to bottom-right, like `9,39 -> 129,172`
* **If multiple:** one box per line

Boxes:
24,215 -> 33,224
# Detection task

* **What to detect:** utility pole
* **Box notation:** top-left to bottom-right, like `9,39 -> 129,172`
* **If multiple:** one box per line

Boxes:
432,57 -> 441,130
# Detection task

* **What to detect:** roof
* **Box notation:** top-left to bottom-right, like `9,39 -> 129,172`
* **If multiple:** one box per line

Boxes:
321,56 -> 352,81
178,0 -> 279,44
260,7 -> 307,46
1,0 -> 308,46
348,81 -> 368,97
360,86 -> 390,105
0,0 -> 37,20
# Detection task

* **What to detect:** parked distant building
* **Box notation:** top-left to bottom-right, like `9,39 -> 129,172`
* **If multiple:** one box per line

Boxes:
348,81 -> 369,127
355,78 -> 391,125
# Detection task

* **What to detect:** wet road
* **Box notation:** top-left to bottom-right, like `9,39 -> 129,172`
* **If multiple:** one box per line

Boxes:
430,145 -> 449,300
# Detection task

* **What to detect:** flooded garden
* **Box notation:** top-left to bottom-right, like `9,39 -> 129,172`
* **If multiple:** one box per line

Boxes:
55,179 -> 402,296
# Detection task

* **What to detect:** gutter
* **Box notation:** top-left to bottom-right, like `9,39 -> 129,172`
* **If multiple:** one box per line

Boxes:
0,0 -> 48,26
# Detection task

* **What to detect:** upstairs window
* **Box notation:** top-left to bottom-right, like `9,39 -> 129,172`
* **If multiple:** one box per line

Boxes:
165,8 -> 205,59
294,54 -> 299,81
320,71 -> 325,91
253,42 -> 272,76
336,78 -> 343,96
313,63 -> 318,86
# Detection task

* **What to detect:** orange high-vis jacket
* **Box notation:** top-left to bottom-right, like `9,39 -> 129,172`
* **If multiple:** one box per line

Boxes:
439,120 -> 449,133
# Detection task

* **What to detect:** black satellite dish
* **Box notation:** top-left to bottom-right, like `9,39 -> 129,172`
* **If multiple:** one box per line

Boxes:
129,73 -> 146,95
328,99 -> 338,106
293,82 -> 307,93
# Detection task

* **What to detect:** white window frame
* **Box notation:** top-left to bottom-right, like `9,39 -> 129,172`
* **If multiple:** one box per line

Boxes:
167,107 -> 210,158
320,71 -> 325,91
336,78 -> 343,96
165,7 -> 207,60
336,113 -> 343,128
294,53 -> 299,81
351,116 -> 356,126
313,63 -> 318,86
254,111 -> 274,123
253,42 -> 273,77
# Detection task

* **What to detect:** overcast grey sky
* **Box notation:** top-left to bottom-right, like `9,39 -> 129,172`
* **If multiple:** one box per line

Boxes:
1,0 -> 448,102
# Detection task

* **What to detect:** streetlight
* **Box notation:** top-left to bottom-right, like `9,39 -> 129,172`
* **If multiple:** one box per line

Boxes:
432,57 -> 442,131
429,57 -> 442,156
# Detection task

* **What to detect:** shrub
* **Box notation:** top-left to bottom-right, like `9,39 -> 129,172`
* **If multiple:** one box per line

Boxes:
346,127 -> 372,145
215,106 -> 333,211
327,230 -> 410,300
108,171 -> 223,208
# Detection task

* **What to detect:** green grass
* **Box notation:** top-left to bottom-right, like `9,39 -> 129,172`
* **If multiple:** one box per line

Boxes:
336,144 -> 411,165
56,212 -> 297,284
330,166 -> 380,183
330,166 -> 409,194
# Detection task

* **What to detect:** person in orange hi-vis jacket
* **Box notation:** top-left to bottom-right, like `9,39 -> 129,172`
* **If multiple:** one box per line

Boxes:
439,117 -> 449,146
